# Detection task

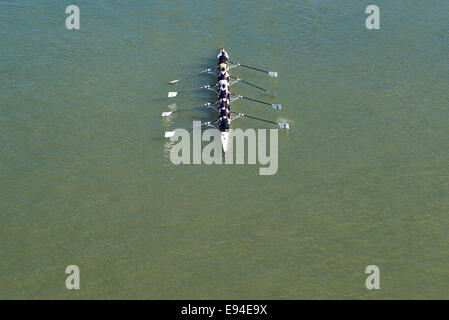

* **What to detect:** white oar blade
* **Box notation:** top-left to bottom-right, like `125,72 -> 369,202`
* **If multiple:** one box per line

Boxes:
169,80 -> 179,84
168,92 -> 178,98
165,131 -> 176,138
269,71 -> 278,78
161,111 -> 173,117
272,104 -> 282,110
279,123 -> 289,130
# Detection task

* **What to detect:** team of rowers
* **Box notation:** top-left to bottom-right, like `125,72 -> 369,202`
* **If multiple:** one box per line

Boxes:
216,48 -> 232,132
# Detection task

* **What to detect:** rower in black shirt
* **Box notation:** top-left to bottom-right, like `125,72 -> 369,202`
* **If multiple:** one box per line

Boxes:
218,97 -> 230,114
218,100 -> 230,119
219,114 -> 230,132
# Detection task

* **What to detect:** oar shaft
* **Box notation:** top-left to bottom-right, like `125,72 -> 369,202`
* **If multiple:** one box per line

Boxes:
185,84 -> 215,91
173,101 -> 217,114
169,67 -> 214,83
230,111 -> 277,125
229,61 -> 269,73
230,76 -> 271,93
193,120 -> 218,128
184,69 -> 210,79
235,95 -> 271,106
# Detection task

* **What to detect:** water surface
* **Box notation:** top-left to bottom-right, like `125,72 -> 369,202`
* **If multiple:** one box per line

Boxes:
1,0 -> 448,299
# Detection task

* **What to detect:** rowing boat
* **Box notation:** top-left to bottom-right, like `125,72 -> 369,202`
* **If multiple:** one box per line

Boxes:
163,52 -> 289,153
205,78 -> 238,153
220,131 -> 229,152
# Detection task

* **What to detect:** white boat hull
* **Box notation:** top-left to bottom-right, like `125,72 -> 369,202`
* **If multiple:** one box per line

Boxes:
221,131 -> 229,153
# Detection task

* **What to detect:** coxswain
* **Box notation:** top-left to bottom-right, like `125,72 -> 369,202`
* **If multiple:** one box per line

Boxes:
217,48 -> 229,64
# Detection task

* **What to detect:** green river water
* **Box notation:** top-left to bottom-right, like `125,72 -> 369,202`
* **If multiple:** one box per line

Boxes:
1,0 -> 448,299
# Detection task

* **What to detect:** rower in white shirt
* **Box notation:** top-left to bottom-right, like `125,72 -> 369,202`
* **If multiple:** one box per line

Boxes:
217,81 -> 230,100
217,65 -> 230,81
217,78 -> 229,92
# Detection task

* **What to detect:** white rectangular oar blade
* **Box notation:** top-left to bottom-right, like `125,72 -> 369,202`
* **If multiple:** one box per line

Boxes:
165,131 -> 176,138
169,80 -> 179,84
269,71 -> 278,77
161,111 -> 173,117
279,123 -> 289,130
168,92 -> 178,98
272,104 -> 282,110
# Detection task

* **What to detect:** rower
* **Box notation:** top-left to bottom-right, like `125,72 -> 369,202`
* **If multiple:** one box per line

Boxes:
217,48 -> 229,64
218,100 -> 230,120
218,113 -> 230,132
218,97 -> 230,113
218,81 -> 230,100
217,64 -> 230,81
218,62 -> 229,73
217,78 -> 229,89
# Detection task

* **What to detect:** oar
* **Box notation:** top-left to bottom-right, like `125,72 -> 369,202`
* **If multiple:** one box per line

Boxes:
168,84 -> 216,97
164,120 -> 218,138
230,111 -> 289,129
198,120 -> 219,128
162,101 -> 217,117
232,94 -> 281,110
229,76 -> 274,94
229,61 -> 278,78
169,67 -> 215,84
